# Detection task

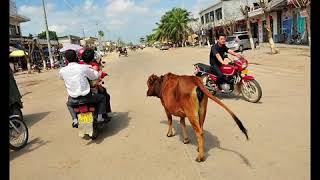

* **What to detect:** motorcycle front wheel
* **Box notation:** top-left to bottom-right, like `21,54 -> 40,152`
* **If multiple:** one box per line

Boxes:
9,117 -> 29,150
240,80 -> 262,103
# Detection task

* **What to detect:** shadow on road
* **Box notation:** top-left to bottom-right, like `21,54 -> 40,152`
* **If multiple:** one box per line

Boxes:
10,137 -> 50,161
215,93 -> 263,104
24,112 -> 51,127
160,120 -> 252,167
87,111 -> 131,145
215,93 -> 244,101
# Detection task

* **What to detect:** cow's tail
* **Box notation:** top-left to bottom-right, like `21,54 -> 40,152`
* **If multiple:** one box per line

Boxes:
193,77 -> 249,140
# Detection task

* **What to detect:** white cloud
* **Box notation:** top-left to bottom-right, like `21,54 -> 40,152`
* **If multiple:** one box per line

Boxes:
48,25 -> 68,34
84,0 -> 97,11
105,0 -> 148,17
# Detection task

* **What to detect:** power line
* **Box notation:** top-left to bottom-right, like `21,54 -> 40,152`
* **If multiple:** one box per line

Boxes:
62,0 -> 117,41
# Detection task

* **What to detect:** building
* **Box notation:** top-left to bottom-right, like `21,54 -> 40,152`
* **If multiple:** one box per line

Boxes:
9,0 -> 31,46
58,35 -> 81,47
80,37 -> 98,47
10,0 -> 30,38
199,0 -> 245,44
247,0 -> 308,44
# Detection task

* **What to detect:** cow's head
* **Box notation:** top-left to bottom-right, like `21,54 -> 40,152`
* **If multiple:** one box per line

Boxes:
147,74 -> 163,97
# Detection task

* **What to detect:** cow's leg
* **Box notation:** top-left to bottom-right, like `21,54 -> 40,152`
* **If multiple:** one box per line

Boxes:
180,117 -> 189,144
165,110 -> 174,137
199,96 -> 208,128
187,112 -> 205,162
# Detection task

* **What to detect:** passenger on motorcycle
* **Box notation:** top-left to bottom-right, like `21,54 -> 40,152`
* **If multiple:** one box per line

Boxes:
210,33 -> 242,86
59,49 -> 108,128
78,48 -> 112,119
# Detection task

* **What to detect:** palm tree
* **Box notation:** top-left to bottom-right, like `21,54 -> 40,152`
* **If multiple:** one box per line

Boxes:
152,8 -> 195,47
98,30 -> 104,38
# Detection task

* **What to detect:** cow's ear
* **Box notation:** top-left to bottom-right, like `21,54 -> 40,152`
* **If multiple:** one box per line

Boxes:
147,74 -> 159,86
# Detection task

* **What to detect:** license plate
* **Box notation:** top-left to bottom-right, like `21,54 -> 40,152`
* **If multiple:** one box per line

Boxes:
242,69 -> 249,74
78,113 -> 93,123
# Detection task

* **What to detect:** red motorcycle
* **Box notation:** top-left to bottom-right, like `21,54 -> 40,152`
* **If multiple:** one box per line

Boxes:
193,57 -> 262,103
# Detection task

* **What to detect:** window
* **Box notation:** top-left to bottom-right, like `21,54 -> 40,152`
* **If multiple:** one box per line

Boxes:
16,26 -> 20,35
9,25 -> 16,36
205,13 -> 209,23
201,16 -> 204,24
227,36 -> 236,42
215,8 -> 222,20
238,35 -> 249,40
210,11 -> 214,22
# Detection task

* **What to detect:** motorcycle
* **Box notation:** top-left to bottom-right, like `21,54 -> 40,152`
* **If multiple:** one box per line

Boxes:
73,66 -> 110,140
9,67 -> 23,119
9,115 -> 29,150
193,57 -> 262,103
118,48 -> 128,57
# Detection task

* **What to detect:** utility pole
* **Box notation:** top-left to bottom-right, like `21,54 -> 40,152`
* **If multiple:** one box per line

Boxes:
82,27 -> 86,39
41,0 -> 53,68
96,22 -> 101,52
82,27 -> 86,47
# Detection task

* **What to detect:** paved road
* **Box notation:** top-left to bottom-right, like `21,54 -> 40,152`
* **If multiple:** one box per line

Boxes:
10,47 -> 310,180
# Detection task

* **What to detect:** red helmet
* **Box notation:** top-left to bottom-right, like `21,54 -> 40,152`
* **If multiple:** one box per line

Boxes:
77,48 -> 85,60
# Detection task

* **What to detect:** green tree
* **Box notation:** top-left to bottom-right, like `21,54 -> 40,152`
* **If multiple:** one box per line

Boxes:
146,34 -> 156,45
37,30 -> 58,40
117,37 -> 125,46
140,37 -> 145,44
28,33 -> 33,38
98,30 -> 104,38
152,8 -> 195,46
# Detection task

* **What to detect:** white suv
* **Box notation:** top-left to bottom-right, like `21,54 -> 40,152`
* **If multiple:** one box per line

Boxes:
226,32 -> 259,52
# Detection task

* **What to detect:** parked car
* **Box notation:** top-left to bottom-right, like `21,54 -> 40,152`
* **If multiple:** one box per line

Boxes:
160,45 -> 170,51
226,33 -> 259,52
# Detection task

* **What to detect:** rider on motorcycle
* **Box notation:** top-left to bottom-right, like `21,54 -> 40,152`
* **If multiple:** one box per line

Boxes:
59,49 -> 108,128
210,33 -> 242,86
78,48 -> 112,119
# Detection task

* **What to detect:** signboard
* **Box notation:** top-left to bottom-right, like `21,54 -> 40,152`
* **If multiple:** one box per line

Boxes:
300,10 -> 308,17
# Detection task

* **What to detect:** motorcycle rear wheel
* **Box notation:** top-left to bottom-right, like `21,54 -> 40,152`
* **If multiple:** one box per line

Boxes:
240,80 -> 262,103
9,104 -> 23,120
9,117 -> 29,151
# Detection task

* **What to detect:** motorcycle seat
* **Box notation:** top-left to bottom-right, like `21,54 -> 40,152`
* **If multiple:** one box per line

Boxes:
195,63 -> 212,73
69,98 -> 97,107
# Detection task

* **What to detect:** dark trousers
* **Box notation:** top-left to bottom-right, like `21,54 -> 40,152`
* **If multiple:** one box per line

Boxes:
210,65 -> 225,85
66,93 -> 107,120
99,87 -> 112,114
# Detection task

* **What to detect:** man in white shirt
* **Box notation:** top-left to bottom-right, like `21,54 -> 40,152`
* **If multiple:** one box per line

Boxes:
59,49 -> 107,128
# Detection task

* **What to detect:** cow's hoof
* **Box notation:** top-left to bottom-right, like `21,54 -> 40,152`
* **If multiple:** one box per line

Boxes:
183,138 -> 190,144
195,156 -> 205,162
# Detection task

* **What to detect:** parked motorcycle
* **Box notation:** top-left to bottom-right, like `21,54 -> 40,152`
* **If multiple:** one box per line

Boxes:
9,115 -> 29,150
9,67 -> 23,119
193,57 -> 262,103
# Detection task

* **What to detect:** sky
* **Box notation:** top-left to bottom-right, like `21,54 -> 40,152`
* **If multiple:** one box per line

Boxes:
16,0 -> 219,43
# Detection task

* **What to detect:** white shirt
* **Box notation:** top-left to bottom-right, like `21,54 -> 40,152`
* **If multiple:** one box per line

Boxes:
59,62 -> 100,98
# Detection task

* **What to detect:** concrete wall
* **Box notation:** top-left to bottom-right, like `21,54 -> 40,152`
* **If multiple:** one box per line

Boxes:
58,39 -> 72,47
222,0 -> 244,22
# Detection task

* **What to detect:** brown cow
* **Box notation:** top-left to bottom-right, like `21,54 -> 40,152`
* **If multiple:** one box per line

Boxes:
146,73 -> 248,162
